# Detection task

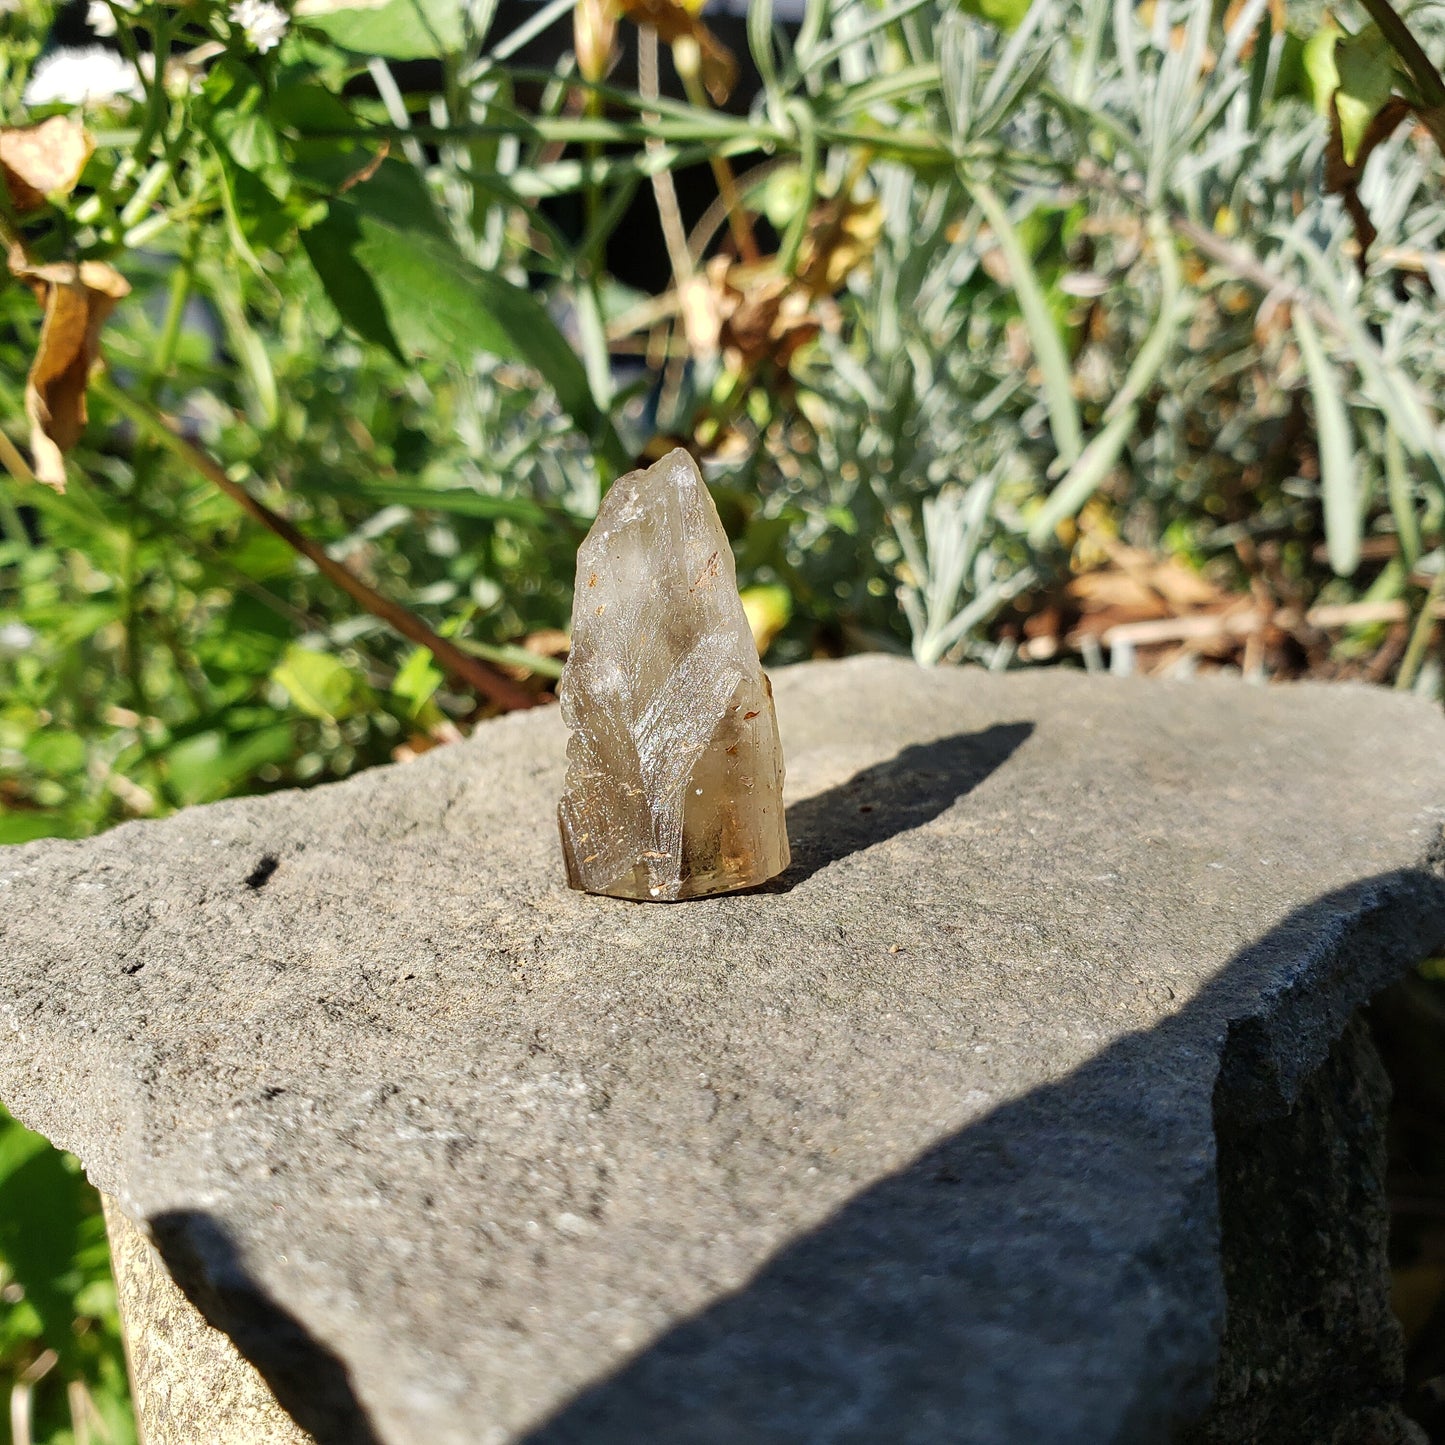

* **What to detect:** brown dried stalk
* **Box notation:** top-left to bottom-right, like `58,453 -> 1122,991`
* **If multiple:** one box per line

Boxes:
96,378 -> 539,713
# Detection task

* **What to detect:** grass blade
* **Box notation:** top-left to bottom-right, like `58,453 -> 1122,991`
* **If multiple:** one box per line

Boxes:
1028,402 -> 1138,547
1293,306 -> 1361,577
970,180 -> 1084,468
1384,424 -> 1421,569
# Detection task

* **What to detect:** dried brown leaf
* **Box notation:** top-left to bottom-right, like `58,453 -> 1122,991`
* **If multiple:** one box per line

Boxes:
0,117 -> 94,213
11,259 -> 130,491
616,0 -> 737,103
705,257 -> 823,376
796,193 -> 884,294
678,271 -> 722,356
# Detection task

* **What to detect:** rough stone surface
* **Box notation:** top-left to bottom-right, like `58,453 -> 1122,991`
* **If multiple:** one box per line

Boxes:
558,448 -> 788,900
1181,1018 -> 1426,1445
2,656 -> 1444,1445
102,1196 -> 315,1445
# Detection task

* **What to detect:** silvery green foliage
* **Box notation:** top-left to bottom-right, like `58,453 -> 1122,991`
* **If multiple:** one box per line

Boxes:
762,0 -> 1445,664
895,475 -> 1037,666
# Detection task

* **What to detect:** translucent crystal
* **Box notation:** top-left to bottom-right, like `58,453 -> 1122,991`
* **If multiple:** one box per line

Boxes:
558,448 -> 789,900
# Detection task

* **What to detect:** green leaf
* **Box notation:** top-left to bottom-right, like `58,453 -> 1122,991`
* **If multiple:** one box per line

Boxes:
1293,307 -> 1361,578
958,0 -> 1030,32
301,0 -> 466,59
221,159 -> 295,253
303,199 -> 625,467
1028,403 -> 1139,547
23,730 -> 86,776
0,1119 -> 91,1366
227,530 -> 300,580
1334,24 -> 1397,166
202,594 -> 292,674
268,81 -> 358,137
323,477 -> 567,526
0,811 -> 79,844
1302,22 -> 1341,115
272,645 -> 372,721
392,646 -> 444,716
748,0 -> 780,105
162,725 -> 296,806
458,637 -> 564,679
740,584 -> 792,654
293,152 -> 450,240
970,181 -> 1084,469
1384,424 -> 1421,569
0,1113 -> 50,1190
300,203 -> 405,359
213,106 -> 284,175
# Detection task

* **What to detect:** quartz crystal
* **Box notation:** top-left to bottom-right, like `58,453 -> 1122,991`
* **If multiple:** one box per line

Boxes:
558,448 -> 789,900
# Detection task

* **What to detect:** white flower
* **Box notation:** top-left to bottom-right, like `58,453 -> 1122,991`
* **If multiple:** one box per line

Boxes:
228,0 -> 289,52
22,46 -> 143,108
0,623 -> 36,657
86,1 -> 117,36
84,0 -> 137,36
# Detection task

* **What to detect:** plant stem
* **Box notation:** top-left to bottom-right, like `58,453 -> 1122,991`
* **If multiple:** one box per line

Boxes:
149,230 -> 196,394
0,481 -> 30,557
95,378 -> 540,712
582,82 -> 605,237
1397,564 -> 1445,692
638,26 -> 696,287
675,63 -> 760,264
0,426 -> 36,489
122,450 -> 151,745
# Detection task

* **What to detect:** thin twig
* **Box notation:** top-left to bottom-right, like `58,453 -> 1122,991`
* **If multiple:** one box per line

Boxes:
686,158 -> 787,265
675,62 -> 760,264
66,1380 -> 95,1445
637,26 -> 697,418
1086,598 -> 1445,650
95,378 -> 539,712
11,1350 -> 58,1445
638,26 -> 695,287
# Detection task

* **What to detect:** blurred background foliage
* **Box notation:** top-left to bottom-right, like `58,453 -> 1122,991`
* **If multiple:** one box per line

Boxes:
4,0 -> 1445,1436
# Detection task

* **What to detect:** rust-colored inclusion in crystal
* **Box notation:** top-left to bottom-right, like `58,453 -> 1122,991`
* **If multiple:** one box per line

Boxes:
557,448 -> 789,900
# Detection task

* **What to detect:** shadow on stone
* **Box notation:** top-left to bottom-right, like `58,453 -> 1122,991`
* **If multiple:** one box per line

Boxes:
517,864 -> 1445,1445
772,722 -> 1034,889
149,1210 -> 382,1445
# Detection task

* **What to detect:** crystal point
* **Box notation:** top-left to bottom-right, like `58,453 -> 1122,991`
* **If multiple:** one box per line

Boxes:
558,448 -> 789,900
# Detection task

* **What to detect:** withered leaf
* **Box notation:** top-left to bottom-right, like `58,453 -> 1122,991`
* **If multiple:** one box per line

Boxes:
796,192 -> 885,295
0,117 -> 94,213
12,259 -> 130,491
616,0 -> 737,103
705,256 -> 826,378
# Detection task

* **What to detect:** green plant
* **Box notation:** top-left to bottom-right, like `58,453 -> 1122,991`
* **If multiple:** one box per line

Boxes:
4,0 -> 1445,1430
0,1105 -> 134,1445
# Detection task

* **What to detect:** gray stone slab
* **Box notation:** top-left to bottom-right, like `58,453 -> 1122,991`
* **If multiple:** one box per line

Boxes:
2,656 -> 1444,1445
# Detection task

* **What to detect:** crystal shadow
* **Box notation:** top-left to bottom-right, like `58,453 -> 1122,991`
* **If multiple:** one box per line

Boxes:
769,721 -> 1034,889
520,864 -> 1445,1444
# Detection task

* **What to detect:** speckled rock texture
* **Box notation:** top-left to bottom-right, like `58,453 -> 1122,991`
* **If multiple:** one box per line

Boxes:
2,656 -> 1444,1445
1182,1017 -> 1426,1445
102,1198 -> 314,1445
